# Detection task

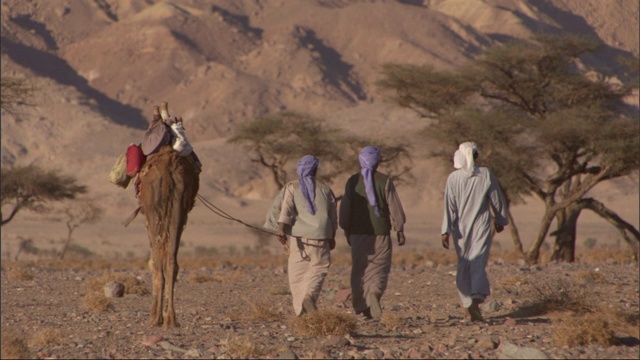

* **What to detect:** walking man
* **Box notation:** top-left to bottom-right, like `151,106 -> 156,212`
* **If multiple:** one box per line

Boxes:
340,146 -> 406,320
441,142 -> 508,322
276,155 -> 337,316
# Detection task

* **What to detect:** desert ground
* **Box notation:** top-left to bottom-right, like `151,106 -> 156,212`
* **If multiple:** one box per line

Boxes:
2,246 -> 639,359
1,0 -> 639,359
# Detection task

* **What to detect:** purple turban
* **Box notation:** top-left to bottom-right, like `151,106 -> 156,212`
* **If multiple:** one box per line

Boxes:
297,155 -> 319,215
359,146 -> 381,217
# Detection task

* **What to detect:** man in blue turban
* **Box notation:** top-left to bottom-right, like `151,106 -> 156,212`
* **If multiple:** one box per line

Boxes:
276,155 -> 338,316
441,142 -> 508,322
339,146 -> 406,320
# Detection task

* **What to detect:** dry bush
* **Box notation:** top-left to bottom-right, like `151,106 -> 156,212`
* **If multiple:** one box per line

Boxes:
291,309 -> 357,337
269,285 -> 291,295
246,301 -> 282,322
491,250 -> 526,264
227,300 -> 282,322
574,270 -> 605,284
553,312 -> 619,347
86,272 -> 149,296
419,250 -> 456,267
8,268 -> 34,281
220,335 -> 269,359
578,248 -> 637,265
497,274 -> 528,288
83,291 -> 113,313
213,271 -> 247,284
187,273 -> 215,284
516,278 -> 595,317
393,252 -> 425,265
28,327 -> 64,348
381,312 -> 406,329
496,274 -> 529,295
1,325 -> 29,359
29,258 -> 145,271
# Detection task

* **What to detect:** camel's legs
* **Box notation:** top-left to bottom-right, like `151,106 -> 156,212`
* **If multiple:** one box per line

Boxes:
163,188 -> 186,328
149,256 -> 165,326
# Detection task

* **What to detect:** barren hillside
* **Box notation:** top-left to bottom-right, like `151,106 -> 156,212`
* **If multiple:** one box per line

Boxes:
1,0 -> 638,257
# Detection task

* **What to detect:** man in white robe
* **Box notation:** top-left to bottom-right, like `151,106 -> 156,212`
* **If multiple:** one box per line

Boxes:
441,142 -> 508,322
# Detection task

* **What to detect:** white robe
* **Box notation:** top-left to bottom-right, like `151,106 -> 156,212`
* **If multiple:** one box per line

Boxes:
441,166 -> 508,308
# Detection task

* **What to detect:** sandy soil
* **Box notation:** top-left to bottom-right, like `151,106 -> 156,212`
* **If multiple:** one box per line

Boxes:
1,252 -> 639,359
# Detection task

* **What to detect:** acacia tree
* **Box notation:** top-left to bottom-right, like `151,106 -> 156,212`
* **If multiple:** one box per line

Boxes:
59,199 -> 103,260
1,76 -> 35,114
1,165 -> 87,226
228,111 -> 413,193
377,34 -> 640,263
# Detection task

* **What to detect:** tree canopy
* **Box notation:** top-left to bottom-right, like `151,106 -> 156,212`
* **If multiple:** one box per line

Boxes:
228,111 -> 413,192
1,165 -> 87,226
377,34 -> 640,262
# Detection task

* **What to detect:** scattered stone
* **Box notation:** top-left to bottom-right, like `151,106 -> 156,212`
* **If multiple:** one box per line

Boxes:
141,335 -> 163,348
158,341 -> 187,353
323,335 -> 351,347
480,299 -> 501,312
184,349 -> 201,358
103,281 -> 125,298
277,350 -> 298,359
503,317 -> 517,327
364,349 -> 385,359
205,345 -> 220,355
408,347 -> 422,358
476,335 -> 498,350
498,340 -> 548,359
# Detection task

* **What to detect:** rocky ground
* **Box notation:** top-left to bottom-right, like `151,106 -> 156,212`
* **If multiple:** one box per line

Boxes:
1,250 -> 639,359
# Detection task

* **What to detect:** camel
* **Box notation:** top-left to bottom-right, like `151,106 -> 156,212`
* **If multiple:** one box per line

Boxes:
136,102 -> 199,327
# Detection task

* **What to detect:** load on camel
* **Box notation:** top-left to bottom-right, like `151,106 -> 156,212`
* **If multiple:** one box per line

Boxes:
110,101 -> 201,327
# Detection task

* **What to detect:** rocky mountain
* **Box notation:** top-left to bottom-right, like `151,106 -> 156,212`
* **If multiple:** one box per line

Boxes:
1,0 -> 638,252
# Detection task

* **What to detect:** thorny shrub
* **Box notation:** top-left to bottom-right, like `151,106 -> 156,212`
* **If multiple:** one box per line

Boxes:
291,309 -> 357,337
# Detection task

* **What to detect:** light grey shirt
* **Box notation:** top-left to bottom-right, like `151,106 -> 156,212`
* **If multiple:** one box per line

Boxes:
279,179 -> 337,240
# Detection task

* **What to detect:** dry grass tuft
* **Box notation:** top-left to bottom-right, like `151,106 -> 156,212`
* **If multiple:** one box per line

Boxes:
269,285 -> 291,295
291,309 -> 357,337
553,312 -> 619,347
381,312 -> 406,329
213,271 -> 247,284
28,327 -> 64,348
577,248 -> 637,265
187,273 -> 215,283
246,301 -> 282,322
220,335 -> 269,358
1,325 -> 29,359
8,268 -> 34,281
393,252 -> 424,265
86,272 -> 149,296
83,291 -> 113,313
527,278 -> 595,315
575,270 -> 605,283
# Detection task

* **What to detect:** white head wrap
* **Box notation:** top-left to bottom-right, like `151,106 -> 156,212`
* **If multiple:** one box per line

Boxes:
458,142 -> 478,176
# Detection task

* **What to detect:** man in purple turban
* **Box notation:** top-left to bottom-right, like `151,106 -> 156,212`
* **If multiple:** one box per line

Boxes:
276,155 -> 338,316
339,146 -> 406,320
441,142 -> 508,322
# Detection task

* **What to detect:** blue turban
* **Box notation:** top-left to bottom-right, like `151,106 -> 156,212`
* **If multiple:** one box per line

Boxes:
297,155 -> 319,215
359,146 -> 381,218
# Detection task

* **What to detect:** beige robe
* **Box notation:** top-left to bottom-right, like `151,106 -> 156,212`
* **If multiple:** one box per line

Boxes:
278,179 -> 337,315
287,237 -> 331,315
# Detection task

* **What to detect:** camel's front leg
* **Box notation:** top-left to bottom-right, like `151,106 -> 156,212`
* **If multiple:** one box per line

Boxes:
163,256 -> 180,328
148,256 -> 164,327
